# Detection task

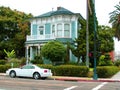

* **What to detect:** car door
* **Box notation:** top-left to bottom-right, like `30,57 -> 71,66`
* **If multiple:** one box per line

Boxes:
18,65 -> 34,77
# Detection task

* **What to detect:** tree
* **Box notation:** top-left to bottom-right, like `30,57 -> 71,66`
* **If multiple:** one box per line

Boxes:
98,25 -> 114,53
41,41 -> 66,65
0,6 -> 32,59
109,2 -> 120,40
64,42 -> 70,64
70,15 -> 86,64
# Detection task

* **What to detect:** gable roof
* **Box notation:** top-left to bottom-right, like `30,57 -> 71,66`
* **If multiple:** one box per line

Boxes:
34,7 -> 77,18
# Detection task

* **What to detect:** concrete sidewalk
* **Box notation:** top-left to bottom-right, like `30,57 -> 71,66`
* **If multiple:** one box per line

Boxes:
49,71 -> 120,82
1,71 -> 120,82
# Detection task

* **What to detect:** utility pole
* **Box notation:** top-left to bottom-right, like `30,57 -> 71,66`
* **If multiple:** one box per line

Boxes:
86,0 -> 89,68
93,0 -> 98,80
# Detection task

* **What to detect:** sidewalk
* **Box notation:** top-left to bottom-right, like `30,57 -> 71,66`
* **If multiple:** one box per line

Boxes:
49,71 -> 120,82
1,71 -> 120,82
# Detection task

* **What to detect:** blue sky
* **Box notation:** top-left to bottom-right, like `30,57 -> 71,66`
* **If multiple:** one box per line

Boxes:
0,0 -> 120,51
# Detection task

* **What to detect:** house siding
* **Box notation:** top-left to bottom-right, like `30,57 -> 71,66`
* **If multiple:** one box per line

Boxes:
32,24 -> 37,35
71,21 -> 76,39
45,23 -> 51,34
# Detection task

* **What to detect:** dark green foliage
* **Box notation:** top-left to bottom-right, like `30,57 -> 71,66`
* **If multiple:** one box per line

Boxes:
41,41 -> 66,64
38,64 -> 89,77
98,53 -> 113,66
98,25 -> 114,53
0,60 -> 6,65
6,58 -> 21,68
0,6 -> 33,59
37,64 -> 53,69
20,57 -> 27,65
54,65 -> 89,77
97,66 -> 119,78
64,42 -> 70,64
31,56 -> 43,64
0,65 -> 11,73
114,60 -> 120,67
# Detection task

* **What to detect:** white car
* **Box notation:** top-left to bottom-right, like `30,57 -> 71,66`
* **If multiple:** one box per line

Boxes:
6,64 -> 52,80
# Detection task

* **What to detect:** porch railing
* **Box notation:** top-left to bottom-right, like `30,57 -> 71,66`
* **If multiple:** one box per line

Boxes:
26,34 -> 55,41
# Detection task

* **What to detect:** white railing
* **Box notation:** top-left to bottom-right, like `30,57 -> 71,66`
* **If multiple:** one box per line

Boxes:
26,34 -> 55,41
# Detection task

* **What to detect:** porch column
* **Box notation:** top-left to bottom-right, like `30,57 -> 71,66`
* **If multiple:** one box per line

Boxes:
26,46 -> 29,64
30,47 -> 33,60
38,45 -> 40,55
62,23 -> 64,37
55,24 -> 57,37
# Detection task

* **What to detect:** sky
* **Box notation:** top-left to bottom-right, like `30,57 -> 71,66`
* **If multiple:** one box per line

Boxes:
0,0 -> 120,51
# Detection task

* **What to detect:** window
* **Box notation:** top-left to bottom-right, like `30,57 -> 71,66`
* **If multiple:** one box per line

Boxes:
52,25 -> 55,35
57,24 -> 62,37
64,24 -> 70,37
39,26 -> 44,35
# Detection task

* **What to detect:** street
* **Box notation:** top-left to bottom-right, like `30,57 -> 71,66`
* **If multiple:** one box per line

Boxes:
0,76 -> 120,90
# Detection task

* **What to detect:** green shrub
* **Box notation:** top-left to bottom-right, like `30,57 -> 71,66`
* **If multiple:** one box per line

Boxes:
0,65 -> 11,73
0,60 -> 6,65
20,57 -> 26,65
6,58 -> 21,68
97,66 -> 119,78
37,64 -> 89,77
54,65 -> 89,77
31,56 -> 43,64
64,61 -> 86,66
37,64 -> 53,69
114,60 -> 120,67
98,54 -> 113,66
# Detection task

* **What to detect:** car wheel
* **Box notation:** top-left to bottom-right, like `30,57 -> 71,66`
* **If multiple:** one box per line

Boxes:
10,71 -> 16,78
33,72 -> 40,80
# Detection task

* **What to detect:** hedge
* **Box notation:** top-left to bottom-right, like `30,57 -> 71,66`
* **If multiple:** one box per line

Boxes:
97,66 -> 119,78
38,64 -> 89,77
0,64 -> 119,78
0,60 -> 6,65
0,65 -> 11,73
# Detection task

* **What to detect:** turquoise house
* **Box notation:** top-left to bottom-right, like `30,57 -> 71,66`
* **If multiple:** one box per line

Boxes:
25,7 -> 84,63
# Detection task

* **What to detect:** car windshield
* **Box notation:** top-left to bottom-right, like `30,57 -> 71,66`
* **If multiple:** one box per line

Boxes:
21,65 -> 35,69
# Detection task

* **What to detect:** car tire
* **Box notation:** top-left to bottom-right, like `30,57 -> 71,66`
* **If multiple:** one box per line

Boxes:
10,71 -> 16,78
33,72 -> 40,80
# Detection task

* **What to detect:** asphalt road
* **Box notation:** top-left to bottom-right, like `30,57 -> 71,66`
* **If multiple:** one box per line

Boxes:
0,76 -> 120,90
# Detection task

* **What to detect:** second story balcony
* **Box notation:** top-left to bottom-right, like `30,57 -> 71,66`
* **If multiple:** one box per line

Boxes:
26,34 -> 56,41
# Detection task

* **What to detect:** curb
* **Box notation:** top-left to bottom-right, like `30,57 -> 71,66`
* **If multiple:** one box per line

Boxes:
50,77 -> 120,82
1,73 -> 120,82
0,73 -> 6,76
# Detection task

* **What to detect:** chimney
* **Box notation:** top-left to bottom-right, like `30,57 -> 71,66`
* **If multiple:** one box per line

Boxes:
57,7 -> 61,10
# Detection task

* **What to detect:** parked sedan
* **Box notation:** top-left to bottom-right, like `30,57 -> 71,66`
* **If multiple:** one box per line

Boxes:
6,64 -> 52,80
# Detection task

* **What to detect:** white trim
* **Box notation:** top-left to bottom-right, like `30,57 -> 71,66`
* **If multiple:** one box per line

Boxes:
75,20 -> 78,38
62,23 -> 64,37
31,24 -> 33,35
70,23 -> 71,38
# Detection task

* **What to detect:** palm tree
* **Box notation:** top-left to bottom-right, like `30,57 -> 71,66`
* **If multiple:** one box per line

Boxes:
109,2 -> 120,40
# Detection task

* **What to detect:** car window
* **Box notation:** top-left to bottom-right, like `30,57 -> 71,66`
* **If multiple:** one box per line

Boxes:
29,66 -> 35,69
22,65 -> 35,69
